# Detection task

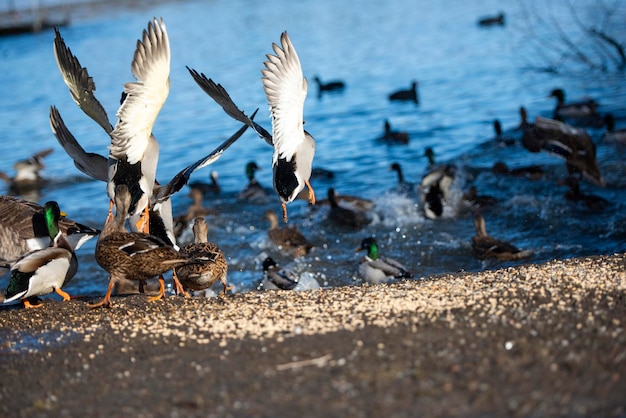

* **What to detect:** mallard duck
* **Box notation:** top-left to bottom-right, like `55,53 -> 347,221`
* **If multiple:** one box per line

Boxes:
173,188 -> 219,241
477,12 -> 505,26
522,116 -> 604,186
472,213 -> 531,261
559,177 -> 609,212
355,237 -> 412,284
327,188 -> 371,229
389,162 -> 416,195
314,188 -> 374,212
462,186 -> 498,208
0,148 -> 53,197
388,81 -> 418,104
2,201 -> 77,308
420,147 -> 456,219
189,171 -> 221,195
264,209 -> 313,257
258,257 -> 299,290
492,120 -> 516,146
492,161 -> 543,180
187,31 -> 316,223
238,161 -> 269,201
176,217 -> 231,296
313,76 -> 345,97
381,120 -> 409,145
549,88 -> 603,127
602,114 -> 626,145
0,196 -> 99,268
89,184 -> 190,308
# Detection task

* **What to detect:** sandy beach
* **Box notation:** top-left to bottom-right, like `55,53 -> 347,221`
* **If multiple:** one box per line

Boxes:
1,253 -> 625,417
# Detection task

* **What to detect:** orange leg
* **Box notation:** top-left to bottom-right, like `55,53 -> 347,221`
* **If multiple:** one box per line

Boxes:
55,287 -> 71,301
104,199 -> 115,225
87,279 -> 115,309
220,278 -> 234,296
23,298 -> 44,309
147,275 -> 165,302
281,201 -> 288,223
305,179 -> 316,205
135,205 -> 150,234
171,269 -> 189,297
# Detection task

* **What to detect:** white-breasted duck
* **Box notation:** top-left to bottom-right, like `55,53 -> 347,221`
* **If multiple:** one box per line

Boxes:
187,31 -> 315,223
420,147 -> 456,219
2,201 -> 77,308
258,256 -> 299,291
355,237 -> 412,284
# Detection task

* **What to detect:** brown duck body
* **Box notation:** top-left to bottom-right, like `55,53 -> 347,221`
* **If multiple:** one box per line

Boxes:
265,210 -> 312,257
472,213 -> 531,261
176,217 -> 230,294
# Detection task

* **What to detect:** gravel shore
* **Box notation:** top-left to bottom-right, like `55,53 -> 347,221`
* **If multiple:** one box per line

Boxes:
1,254 -> 625,417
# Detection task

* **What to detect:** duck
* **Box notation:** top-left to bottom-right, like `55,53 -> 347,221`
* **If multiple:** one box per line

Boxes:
313,76 -> 346,97
477,12 -> 505,27
388,162 -> 416,195
88,184 -> 191,308
471,213 -> 531,261
173,188 -> 219,240
176,217 -> 231,296
314,188 -> 374,212
327,188 -> 371,229
559,176 -> 609,212
492,161 -> 543,180
189,171 -> 221,195
522,116 -> 604,186
0,195 -> 99,269
2,201 -> 78,308
53,20 -> 171,234
0,148 -> 53,197
601,113 -> 626,145
238,161 -> 269,201
257,256 -> 299,290
420,147 -> 456,219
549,88 -> 603,127
462,186 -> 498,208
388,81 -> 419,104
380,120 -> 409,145
355,237 -> 412,284
311,166 -> 335,180
187,31 -> 316,224
492,120 -> 516,146
264,209 -> 313,257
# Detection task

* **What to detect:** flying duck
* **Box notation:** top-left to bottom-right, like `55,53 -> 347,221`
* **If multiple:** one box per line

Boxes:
355,237 -> 412,284
187,31 -> 316,223
471,213 -> 531,261
2,201 -> 78,308
0,148 -> 53,197
388,81 -> 419,104
522,116 -> 604,186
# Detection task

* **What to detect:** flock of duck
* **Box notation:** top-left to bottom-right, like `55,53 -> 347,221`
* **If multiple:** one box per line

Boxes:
1,16 -> 624,309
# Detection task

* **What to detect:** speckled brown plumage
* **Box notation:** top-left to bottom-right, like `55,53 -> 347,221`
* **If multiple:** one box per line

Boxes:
472,213 -> 531,261
264,210 -> 312,257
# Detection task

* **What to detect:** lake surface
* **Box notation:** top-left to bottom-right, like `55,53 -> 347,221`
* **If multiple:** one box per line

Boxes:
0,0 -> 625,298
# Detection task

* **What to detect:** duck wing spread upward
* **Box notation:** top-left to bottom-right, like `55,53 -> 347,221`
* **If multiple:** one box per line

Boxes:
110,17 -> 170,165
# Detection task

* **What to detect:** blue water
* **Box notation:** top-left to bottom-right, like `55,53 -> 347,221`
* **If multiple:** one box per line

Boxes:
0,0 -> 625,298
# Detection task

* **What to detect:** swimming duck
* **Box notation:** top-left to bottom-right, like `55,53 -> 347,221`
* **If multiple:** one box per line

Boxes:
0,148 -> 53,197
258,257 -> 299,290
462,186 -> 498,209
189,171 -> 221,195
522,116 -> 604,186
238,161 -> 269,201
477,12 -> 505,27
313,76 -> 345,97
492,161 -> 543,180
0,196 -> 98,269
420,147 -> 456,219
471,213 -> 531,261
187,31 -> 316,223
559,177 -> 609,212
389,162 -> 416,195
601,114 -> 626,145
176,217 -> 231,296
492,120 -> 516,146
327,188 -> 371,229
549,88 -> 603,127
381,120 -> 409,145
264,209 -> 313,257
355,237 -> 412,284
89,184 -> 190,308
2,201 -> 78,308
388,81 -> 419,104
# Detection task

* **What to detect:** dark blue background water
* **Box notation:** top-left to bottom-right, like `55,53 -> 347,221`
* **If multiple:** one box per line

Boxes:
1,0 -> 625,297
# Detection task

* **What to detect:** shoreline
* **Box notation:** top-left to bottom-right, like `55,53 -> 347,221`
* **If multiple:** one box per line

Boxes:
1,253 -> 625,416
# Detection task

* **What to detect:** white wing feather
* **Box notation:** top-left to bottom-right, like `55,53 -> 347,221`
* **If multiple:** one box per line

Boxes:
110,17 -> 170,164
261,32 -> 308,163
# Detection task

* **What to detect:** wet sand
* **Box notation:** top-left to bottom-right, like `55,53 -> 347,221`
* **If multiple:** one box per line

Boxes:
1,254 -> 625,417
